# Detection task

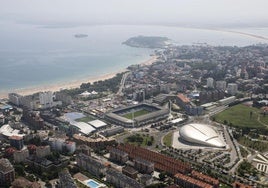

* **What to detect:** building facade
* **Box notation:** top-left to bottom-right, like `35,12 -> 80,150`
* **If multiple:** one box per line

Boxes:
14,148 -> 29,163
58,169 -> 77,188
9,136 -> 24,150
0,158 -> 15,186
106,168 -> 143,188
76,153 -> 106,178
134,158 -> 154,174
227,83 -> 238,95
207,77 -> 214,88
36,145 -> 51,158
109,147 -> 129,164
215,81 -> 226,91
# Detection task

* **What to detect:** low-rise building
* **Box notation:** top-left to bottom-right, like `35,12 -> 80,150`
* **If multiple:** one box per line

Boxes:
174,173 -> 213,188
11,177 -> 41,188
252,153 -> 268,174
26,155 -> 69,172
232,181 -> 252,188
191,170 -> 219,188
122,166 -> 138,179
100,126 -> 124,137
106,168 -> 143,188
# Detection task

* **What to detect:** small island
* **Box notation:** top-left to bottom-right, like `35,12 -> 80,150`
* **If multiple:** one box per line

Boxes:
74,34 -> 88,38
122,35 -> 170,48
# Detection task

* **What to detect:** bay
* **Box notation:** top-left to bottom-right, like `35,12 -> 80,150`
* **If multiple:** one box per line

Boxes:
0,23 -> 267,94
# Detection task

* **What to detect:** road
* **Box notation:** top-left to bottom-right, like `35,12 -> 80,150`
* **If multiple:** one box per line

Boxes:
117,72 -> 130,96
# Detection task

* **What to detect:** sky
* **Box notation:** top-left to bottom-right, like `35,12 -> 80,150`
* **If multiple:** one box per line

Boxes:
1,0 -> 268,28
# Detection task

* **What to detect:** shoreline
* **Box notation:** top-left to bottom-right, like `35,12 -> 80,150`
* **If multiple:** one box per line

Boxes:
0,56 -> 158,99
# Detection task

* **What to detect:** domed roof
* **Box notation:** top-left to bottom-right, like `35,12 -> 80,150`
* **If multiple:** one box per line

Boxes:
179,123 -> 225,148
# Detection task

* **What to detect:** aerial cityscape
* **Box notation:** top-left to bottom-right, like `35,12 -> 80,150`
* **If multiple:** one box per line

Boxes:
1,1 -> 268,188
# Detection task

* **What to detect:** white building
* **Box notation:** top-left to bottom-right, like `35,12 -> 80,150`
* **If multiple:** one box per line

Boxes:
215,81 -> 226,91
207,77 -> 214,88
64,141 -> 76,154
8,93 -> 23,106
88,119 -> 107,129
179,123 -> 226,148
39,91 -> 54,109
49,137 -> 65,152
252,154 -> 268,174
227,83 -> 238,95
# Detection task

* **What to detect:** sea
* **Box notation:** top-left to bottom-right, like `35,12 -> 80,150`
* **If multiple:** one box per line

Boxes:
0,22 -> 268,95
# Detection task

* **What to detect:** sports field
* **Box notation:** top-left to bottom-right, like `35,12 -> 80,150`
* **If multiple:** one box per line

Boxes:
123,109 -> 151,119
213,104 -> 268,129
75,116 -> 95,123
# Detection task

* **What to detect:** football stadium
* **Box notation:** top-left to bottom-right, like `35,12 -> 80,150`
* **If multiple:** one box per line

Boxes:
176,123 -> 226,148
105,103 -> 169,127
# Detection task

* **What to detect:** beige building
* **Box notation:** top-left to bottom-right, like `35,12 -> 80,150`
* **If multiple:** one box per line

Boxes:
14,148 -> 29,163
36,145 -> 51,158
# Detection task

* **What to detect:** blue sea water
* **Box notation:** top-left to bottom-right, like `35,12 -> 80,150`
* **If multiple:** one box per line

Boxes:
0,23 -> 267,94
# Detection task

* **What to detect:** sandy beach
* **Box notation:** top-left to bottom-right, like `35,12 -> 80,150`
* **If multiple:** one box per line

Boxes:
0,56 -> 158,99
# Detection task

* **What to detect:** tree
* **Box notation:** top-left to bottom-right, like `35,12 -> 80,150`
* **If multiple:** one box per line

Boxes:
159,171 -> 166,181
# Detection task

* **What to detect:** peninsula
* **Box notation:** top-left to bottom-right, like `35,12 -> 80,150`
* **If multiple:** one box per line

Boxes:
122,35 -> 170,48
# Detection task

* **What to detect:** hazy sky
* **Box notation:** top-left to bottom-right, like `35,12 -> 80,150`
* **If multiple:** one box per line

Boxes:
1,0 -> 268,27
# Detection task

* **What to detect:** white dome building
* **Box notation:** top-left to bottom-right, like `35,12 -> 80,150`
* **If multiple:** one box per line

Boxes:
179,123 -> 225,148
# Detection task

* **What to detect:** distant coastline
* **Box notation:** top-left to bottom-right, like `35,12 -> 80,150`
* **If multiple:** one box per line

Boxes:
0,56 -> 158,99
74,34 -> 88,38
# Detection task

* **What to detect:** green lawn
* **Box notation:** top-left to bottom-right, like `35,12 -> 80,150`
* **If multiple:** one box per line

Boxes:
123,109 -> 151,119
124,133 -> 154,147
213,104 -> 267,129
163,132 -> 173,147
75,116 -> 95,123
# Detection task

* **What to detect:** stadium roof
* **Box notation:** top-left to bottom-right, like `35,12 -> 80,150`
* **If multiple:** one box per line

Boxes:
179,123 -> 225,148
0,124 -> 25,137
88,119 -> 107,129
70,122 -> 95,135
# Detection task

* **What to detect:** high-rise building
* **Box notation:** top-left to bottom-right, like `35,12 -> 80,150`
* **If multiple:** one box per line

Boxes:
0,158 -> 15,186
76,153 -> 106,178
227,83 -> 238,95
39,91 -> 54,109
36,145 -> 51,158
207,77 -> 214,88
8,93 -> 23,106
215,81 -> 226,91
13,148 -> 29,163
9,136 -> 24,150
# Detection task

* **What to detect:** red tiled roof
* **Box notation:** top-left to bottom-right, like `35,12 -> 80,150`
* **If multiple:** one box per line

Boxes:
177,93 -> 190,103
